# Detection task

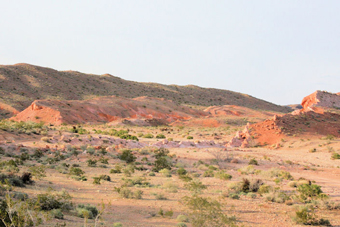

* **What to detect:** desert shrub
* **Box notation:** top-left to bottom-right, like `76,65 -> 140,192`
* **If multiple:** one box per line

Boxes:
134,190 -> 143,199
0,160 -> 19,174
11,192 -> 29,201
0,197 -> 36,226
203,170 -> 214,177
93,177 -> 101,185
159,168 -> 172,177
76,204 -> 99,219
185,180 -> 207,194
288,181 -> 297,188
179,174 -> 193,182
143,133 -> 154,138
177,223 -> 187,227
119,150 -> 136,163
156,134 -> 166,139
110,164 -> 122,173
238,165 -> 258,175
248,158 -> 258,165
313,200 -> 340,210
154,193 -> 167,200
331,152 -> 340,159
214,171 -> 232,181
293,205 -> 331,226
247,192 -> 257,199
119,134 -> 139,141
99,157 -> 109,164
86,159 -> 97,167
177,167 -> 187,176
122,176 -> 150,188
260,168 -> 293,180
186,136 -> 193,140
257,184 -> 273,195
20,172 -> 32,184
115,187 -> 143,199
240,178 -> 263,193
153,148 -> 172,172
0,174 -> 24,187
265,190 -> 290,203
181,195 -> 237,227
164,209 -> 173,218
229,193 -> 240,200
149,172 -> 156,176
113,222 -> 123,227
163,182 -> 178,193
36,189 -> 73,211
86,146 -> 95,155
309,148 -> 317,153
51,209 -> 64,219
69,167 -> 85,176
176,214 -> 189,223
99,174 -> 111,181
297,184 -> 328,203
322,134 -> 335,140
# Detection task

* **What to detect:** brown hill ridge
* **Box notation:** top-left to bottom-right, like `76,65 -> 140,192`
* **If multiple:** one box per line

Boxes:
229,90 -> 340,148
0,63 -> 290,118
10,96 -> 208,125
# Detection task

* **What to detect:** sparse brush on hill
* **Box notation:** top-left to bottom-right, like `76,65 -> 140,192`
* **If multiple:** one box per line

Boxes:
0,63 -> 290,120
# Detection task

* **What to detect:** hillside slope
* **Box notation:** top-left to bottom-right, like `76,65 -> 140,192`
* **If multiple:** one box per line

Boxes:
0,63 -> 290,118
10,96 -> 208,125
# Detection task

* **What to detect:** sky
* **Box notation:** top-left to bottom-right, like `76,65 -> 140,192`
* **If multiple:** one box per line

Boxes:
1,0 -> 340,105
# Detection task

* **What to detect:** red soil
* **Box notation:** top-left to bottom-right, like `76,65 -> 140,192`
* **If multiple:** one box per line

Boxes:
10,96 -> 208,125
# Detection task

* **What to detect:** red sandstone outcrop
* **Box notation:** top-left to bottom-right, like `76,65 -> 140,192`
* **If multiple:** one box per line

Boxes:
10,96 -> 208,125
301,90 -> 340,110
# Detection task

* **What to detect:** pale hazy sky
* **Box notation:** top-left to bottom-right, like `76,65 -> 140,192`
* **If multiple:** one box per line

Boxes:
1,0 -> 339,105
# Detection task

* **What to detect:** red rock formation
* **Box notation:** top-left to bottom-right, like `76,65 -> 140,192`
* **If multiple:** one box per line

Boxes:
10,96 -> 208,125
301,90 -> 340,109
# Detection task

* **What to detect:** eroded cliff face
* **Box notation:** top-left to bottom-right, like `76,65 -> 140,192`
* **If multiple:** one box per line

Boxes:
301,90 -> 340,109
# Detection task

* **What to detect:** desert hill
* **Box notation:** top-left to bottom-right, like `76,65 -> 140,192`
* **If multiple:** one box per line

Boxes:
10,96 -> 208,125
0,63 -> 290,118
11,96 -> 282,127
229,90 -> 340,147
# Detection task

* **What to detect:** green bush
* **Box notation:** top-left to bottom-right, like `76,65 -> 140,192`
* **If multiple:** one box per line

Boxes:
69,167 -> 84,176
214,171 -> 232,181
35,189 -> 73,211
203,170 -> 214,177
297,184 -> 328,202
181,195 -> 236,227
186,136 -> 193,140
331,152 -> 340,159
293,205 -> 331,226
51,209 -> 64,219
177,167 -> 187,176
248,158 -> 258,165
86,159 -> 97,167
76,204 -> 99,219
159,168 -> 172,177
114,187 -> 143,199
240,178 -> 263,193
185,180 -> 207,194
110,164 -> 122,173
156,134 -> 166,139
143,133 -> 154,138
176,214 -> 189,223
152,148 -> 172,172
119,150 -> 136,163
